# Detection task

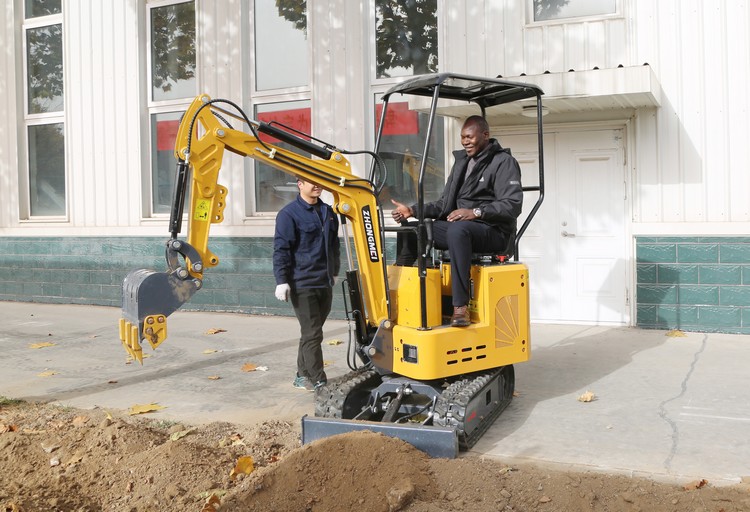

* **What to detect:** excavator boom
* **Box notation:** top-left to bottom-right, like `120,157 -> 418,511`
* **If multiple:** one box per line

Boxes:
119,95 -> 389,362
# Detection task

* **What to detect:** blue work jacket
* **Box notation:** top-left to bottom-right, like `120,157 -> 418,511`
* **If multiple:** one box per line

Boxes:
273,195 -> 340,289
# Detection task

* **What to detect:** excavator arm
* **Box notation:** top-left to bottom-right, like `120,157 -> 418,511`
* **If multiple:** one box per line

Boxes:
119,95 -> 389,362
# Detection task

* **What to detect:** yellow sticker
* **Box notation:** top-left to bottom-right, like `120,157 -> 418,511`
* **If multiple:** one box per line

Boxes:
194,199 -> 211,221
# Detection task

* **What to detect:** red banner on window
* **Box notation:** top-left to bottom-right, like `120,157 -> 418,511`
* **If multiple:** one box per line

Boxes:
376,102 -> 419,136
257,107 -> 311,144
156,120 -> 180,151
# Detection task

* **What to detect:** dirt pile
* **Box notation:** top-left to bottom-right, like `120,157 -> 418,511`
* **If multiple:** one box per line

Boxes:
1,400 -> 749,512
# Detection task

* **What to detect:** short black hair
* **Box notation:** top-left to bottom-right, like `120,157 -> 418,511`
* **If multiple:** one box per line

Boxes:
464,115 -> 489,133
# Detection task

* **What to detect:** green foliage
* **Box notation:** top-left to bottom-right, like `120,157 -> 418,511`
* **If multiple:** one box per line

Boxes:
150,2 -> 196,94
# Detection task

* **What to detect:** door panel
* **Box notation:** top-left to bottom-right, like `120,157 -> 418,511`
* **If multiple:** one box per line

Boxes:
496,129 -> 627,324
557,131 -> 626,323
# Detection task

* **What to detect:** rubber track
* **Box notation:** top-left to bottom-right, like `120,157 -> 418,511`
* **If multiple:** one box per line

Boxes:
432,367 -> 511,450
314,368 -> 381,418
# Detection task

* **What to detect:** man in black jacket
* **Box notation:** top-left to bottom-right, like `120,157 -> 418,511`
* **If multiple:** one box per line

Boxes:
391,115 -> 523,327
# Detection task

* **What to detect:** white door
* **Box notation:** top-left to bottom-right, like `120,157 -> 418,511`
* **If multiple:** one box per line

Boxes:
498,129 -> 628,325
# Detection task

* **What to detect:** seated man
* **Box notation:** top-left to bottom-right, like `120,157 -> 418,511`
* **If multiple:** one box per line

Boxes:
391,115 -> 523,327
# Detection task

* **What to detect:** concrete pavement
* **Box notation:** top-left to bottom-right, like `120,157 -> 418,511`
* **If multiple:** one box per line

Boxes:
1,301 -> 748,485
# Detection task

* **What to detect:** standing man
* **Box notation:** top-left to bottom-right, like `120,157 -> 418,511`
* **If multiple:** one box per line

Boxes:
273,178 -> 340,391
391,115 -> 523,327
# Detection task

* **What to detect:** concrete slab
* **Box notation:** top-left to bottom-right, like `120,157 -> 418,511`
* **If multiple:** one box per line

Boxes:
1,302 -> 748,485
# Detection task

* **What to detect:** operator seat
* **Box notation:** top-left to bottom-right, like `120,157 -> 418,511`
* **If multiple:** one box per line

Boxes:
439,229 -> 516,265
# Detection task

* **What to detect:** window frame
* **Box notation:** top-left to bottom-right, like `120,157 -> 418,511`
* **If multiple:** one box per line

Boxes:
245,0 -> 312,218
20,4 -> 66,221
145,0 -> 197,218
368,0 -> 441,86
368,0 -> 447,210
525,0 -> 622,26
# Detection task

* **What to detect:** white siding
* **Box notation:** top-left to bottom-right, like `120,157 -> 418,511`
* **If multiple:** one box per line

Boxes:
0,0 -> 749,236
65,0 -> 141,229
0,2 -> 19,230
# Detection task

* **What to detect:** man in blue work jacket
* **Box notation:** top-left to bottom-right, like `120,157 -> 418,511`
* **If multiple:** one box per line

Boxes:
273,178 -> 341,391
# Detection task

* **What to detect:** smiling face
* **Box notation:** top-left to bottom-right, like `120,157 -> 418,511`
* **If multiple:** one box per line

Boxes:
460,119 -> 490,158
297,179 -> 322,204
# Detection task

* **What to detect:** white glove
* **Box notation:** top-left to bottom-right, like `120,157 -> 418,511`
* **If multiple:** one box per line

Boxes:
275,283 -> 291,302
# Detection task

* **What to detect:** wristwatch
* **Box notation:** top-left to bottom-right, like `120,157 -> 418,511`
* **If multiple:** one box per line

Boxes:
473,207 -> 482,219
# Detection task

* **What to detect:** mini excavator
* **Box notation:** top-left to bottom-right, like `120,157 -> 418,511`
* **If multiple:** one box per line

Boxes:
119,73 -> 545,457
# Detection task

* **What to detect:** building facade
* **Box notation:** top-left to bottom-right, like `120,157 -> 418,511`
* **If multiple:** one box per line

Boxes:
0,0 -> 748,334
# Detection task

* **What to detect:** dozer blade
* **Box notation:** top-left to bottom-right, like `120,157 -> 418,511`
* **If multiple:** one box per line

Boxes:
301,415 -> 459,458
119,268 -> 200,363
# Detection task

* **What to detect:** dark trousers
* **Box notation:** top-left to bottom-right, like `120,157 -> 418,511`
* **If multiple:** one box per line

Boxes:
396,220 -> 508,306
290,287 -> 333,383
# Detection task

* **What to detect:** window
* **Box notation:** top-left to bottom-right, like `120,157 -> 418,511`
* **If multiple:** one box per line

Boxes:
375,98 -> 444,206
147,0 -> 196,215
247,0 -> 311,216
374,0 -> 438,79
371,1 -> 443,208
254,0 -> 309,90
22,0 -> 65,218
247,101 -> 312,213
531,0 -> 617,22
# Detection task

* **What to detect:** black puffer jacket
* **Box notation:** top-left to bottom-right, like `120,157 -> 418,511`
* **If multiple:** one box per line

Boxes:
411,139 -> 523,235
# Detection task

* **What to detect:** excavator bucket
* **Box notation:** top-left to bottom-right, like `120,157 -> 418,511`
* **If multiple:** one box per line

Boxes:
119,267 -> 200,363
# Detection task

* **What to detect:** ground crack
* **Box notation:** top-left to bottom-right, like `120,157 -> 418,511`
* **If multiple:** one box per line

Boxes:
658,333 -> 707,471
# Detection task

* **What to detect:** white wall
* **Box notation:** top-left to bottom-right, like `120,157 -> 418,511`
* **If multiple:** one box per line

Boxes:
0,2 -> 20,231
439,0 -> 749,232
0,0 -> 748,237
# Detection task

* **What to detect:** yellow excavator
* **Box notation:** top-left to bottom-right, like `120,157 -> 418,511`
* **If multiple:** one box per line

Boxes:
119,73 -> 545,457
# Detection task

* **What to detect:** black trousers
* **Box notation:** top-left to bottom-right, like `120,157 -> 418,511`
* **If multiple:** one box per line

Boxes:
396,220 -> 508,306
290,287 -> 333,383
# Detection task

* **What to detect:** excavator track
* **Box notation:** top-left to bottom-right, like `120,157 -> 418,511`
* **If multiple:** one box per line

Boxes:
314,368 -> 382,419
433,365 -> 515,450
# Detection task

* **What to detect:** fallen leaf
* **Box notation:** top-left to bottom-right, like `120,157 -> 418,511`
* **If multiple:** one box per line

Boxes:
578,391 -> 596,402
108,380 -> 118,384
241,363 -> 258,372
205,328 -> 227,335
128,403 -> 167,415
683,479 -> 708,490
539,496 -> 551,503
666,329 -> 687,337
208,375 -> 221,380
200,493 -> 223,512
72,415 -> 90,427
37,370 -> 58,377
512,391 -> 520,397
230,456 -> 255,480
170,429 -> 193,441
203,349 -> 220,354
29,342 -> 56,349
323,360 -> 333,367
0,424 -> 18,433
326,339 -> 343,345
